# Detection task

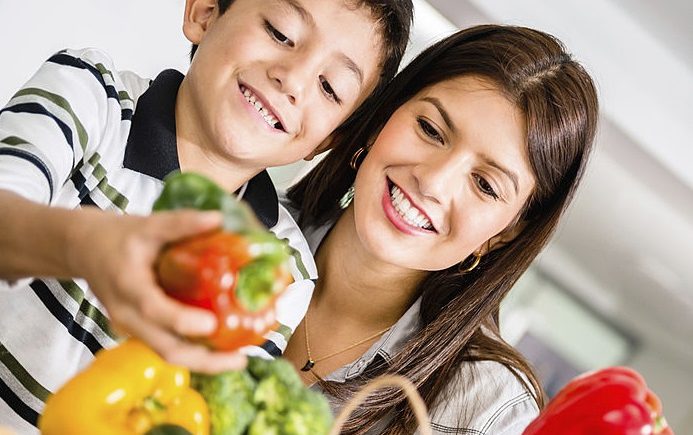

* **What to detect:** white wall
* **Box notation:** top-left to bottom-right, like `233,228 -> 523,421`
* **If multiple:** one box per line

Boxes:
0,1 -> 190,106
2,1 -> 691,432
627,347 -> 693,431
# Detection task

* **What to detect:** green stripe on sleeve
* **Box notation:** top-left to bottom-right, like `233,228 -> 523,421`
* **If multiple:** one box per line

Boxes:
58,280 -> 119,340
117,91 -> 133,103
275,324 -> 293,342
282,240 -> 310,280
86,153 -> 129,211
13,88 -> 88,151
0,344 -> 52,402
97,178 -> 129,210
94,63 -> 115,81
1,136 -> 30,146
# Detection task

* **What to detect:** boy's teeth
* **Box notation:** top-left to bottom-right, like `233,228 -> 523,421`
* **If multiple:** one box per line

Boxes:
241,85 -> 280,129
389,184 -> 433,230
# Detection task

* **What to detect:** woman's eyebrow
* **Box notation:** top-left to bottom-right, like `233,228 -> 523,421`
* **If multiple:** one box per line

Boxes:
421,96 -> 457,134
421,96 -> 520,195
480,153 -> 520,195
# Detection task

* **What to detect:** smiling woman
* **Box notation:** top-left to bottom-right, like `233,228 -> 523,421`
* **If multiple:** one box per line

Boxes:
355,75 -> 536,271
285,24 -> 598,434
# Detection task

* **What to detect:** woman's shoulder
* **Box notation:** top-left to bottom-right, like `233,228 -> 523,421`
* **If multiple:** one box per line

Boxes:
427,359 -> 539,435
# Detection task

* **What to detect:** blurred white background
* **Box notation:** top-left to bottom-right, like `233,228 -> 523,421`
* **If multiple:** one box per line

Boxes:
1,0 -> 692,432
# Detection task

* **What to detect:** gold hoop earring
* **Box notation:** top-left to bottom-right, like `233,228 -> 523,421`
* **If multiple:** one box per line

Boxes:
459,252 -> 482,273
350,147 -> 367,170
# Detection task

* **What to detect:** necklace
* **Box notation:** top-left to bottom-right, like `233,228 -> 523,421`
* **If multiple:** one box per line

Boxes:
300,306 -> 392,372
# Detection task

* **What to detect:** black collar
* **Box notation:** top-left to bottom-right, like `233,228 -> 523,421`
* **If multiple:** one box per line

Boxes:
123,69 -> 279,228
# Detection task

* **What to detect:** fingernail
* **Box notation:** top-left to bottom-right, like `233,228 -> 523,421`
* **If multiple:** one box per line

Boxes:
197,314 -> 217,333
199,211 -> 222,225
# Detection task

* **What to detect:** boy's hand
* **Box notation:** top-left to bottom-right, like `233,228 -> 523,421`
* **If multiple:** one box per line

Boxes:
71,208 -> 247,373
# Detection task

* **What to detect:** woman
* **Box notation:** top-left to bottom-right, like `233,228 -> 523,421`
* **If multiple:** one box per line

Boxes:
284,25 -> 598,434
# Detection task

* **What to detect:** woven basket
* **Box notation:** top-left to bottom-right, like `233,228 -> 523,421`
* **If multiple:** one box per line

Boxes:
329,375 -> 433,435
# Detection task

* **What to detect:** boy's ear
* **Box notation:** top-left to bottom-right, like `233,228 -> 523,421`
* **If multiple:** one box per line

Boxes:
183,0 -> 217,45
303,136 -> 336,161
479,220 -> 527,255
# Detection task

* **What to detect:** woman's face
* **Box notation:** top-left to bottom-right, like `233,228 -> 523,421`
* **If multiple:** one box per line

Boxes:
352,76 -> 536,271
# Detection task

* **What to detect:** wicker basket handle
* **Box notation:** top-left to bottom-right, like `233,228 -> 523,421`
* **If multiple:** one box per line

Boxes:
328,374 -> 433,435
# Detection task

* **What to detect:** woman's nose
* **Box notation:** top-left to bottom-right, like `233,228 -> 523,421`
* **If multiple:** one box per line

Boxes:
413,152 -> 469,205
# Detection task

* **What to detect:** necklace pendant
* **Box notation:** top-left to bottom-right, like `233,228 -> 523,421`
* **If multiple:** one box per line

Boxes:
301,359 -> 315,372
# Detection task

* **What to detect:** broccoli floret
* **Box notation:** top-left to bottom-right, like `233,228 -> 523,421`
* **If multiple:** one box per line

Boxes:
253,375 -> 292,413
282,389 -> 334,435
247,410 -> 281,435
247,357 -> 303,392
247,390 -> 332,435
193,358 -> 333,435
247,357 -> 333,435
191,370 -> 257,435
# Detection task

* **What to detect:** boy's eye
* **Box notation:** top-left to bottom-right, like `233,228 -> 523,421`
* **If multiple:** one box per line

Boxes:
473,174 -> 499,200
320,76 -> 341,104
417,117 -> 444,144
264,20 -> 294,47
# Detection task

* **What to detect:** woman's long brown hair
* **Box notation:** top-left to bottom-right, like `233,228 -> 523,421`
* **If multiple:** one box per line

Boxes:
288,25 -> 599,434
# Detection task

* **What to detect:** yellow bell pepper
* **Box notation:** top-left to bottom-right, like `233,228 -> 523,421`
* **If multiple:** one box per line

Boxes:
39,339 -> 209,435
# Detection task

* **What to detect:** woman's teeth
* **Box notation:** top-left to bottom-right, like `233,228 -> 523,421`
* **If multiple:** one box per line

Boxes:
390,184 -> 433,230
241,86 -> 281,130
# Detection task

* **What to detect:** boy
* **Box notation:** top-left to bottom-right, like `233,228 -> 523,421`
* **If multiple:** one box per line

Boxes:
0,0 -> 413,430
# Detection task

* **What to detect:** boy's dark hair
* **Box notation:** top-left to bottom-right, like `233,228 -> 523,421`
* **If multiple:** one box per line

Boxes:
189,0 -> 413,96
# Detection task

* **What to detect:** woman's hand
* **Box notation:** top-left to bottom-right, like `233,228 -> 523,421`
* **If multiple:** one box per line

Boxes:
70,207 -> 247,373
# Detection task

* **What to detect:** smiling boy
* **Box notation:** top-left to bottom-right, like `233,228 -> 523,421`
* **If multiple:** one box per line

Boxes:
0,0 -> 412,430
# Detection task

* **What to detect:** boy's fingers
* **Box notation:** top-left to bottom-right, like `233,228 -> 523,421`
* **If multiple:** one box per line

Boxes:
166,344 -> 248,374
154,210 -> 223,242
126,318 -> 247,373
141,320 -> 248,373
139,286 -> 218,337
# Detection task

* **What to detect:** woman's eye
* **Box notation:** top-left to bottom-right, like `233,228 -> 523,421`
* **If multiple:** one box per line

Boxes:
417,117 -> 444,144
265,21 -> 294,47
473,174 -> 499,200
320,76 -> 341,104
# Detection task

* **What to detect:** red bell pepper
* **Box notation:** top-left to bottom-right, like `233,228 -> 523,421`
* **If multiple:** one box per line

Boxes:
153,173 -> 293,351
523,366 -> 673,435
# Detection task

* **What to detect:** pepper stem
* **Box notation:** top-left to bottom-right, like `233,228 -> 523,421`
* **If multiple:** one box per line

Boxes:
653,415 -> 669,434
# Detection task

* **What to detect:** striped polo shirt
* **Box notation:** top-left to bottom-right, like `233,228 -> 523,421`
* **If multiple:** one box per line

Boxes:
0,48 -> 316,433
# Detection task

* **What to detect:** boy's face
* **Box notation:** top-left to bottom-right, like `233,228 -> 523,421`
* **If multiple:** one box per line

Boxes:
180,0 -> 383,169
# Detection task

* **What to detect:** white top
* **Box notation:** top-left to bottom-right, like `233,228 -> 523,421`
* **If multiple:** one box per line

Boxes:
0,48 -> 316,433
295,211 -> 540,434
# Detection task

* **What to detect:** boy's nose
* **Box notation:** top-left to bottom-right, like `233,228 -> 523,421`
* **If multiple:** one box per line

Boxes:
268,58 -> 313,105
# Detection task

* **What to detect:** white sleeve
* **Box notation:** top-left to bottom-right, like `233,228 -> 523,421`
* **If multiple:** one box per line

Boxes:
0,48 -> 119,204
267,204 -> 318,349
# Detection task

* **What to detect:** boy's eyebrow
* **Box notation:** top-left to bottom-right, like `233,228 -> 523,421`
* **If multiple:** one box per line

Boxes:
422,96 -> 519,194
279,0 -> 315,27
279,0 -> 364,87
340,54 -> 364,87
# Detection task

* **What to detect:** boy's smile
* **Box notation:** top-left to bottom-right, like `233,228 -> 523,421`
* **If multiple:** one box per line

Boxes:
239,83 -> 286,133
177,0 -> 383,181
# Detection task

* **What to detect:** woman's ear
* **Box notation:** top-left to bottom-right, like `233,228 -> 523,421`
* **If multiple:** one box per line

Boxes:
479,220 -> 527,255
183,0 -> 218,45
